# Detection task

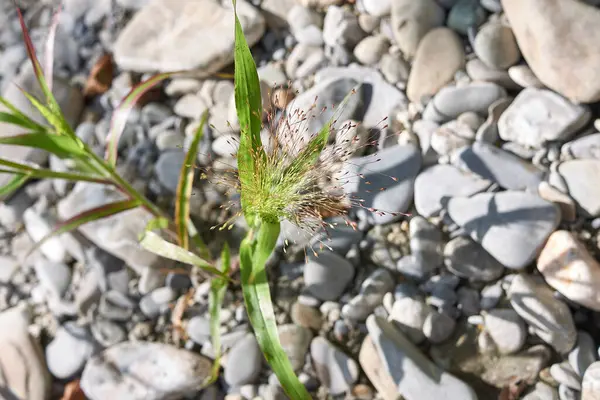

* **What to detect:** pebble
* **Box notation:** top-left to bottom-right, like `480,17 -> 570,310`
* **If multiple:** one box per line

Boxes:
482,308 -> 526,354
139,286 -> 176,318
353,35 -> 389,65
304,251 -> 354,301
154,150 -> 186,194
537,231 -> 600,311
397,217 -> 443,280
457,287 -> 480,317
454,141 -> 545,191
390,0 -> 445,58
508,275 -> 577,353
322,6 -> 364,49
582,361 -> 600,400
294,25 -> 324,47
278,324 -> 312,371
186,316 -> 211,345
503,0 -> 600,103
550,362 -> 582,391
562,133 -> 600,160
310,336 -> 359,395
113,0 -> 265,73
466,58 -> 518,90
81,341 -> 212,400
23,208 -> 66,263
290,301 -> 323,331
366,315 -> 477,399
90,319 -> 127,347
568,331 -> 597,378
559,159 -> 600,217
224,333 -> 262,386
447,0 -> 486,35
407,28 -> 464,103
0,306 -> 49,400
499,88 -> 590,148
286,5 -> 322,33
423,82 -> 507,123
363,0 -> 392,17
379,53 -> 410,84
33,258 -> 71,298
342,268 -> 395,321
509,65 -> 545,89
423,310 -> 456,343
342,144 -> 421,225
474,22 -> 520,69
538,181 -> 577,222
98,290 -> 135,321
444,236 -> 505,282
481,344 -> 552,387
447,191 -> 560,269
389,296 -> 430,344
522,382 -> 559,400
430,120 -> 474,155
414,164 -> 491,217
558,384 -> 578,400
46,322 -> 99,379
480,281 -> 503,310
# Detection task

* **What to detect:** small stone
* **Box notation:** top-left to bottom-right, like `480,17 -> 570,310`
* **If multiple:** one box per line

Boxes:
304,251 -> 354,301
379,53 -> 410,84
498,88 -> 590,148
482,308 -> 526,354
522,382 -> 559,400
466,58 -> 517,90
294,25 -> 324,46
423,310 -> 456,343
430,120 -> 474,156
562,133 -> 600,160
342,268 -> 395,321
508,275 -> 577,353
225,333 -> 262,386
508,65 -> 545,89
278,324 -> 312,371
537,231 -> 600,311
474,22 -> 520,69
310,336 -> 359,395
389,297 -> 430,344
363,0 -> 392,17
286,5 -> 322,33
397,217 -> 443,280
322,6 -> 364,49
559,159 -> 600,217
457,287 -> 480,317
90,319 -> 127,347
568,331 -> 597,378
155,151 -> 185,194
447,191 -> 560,269
46,322 -> 98,379
582,361 -> 600,400
186,316 -> 211,345
353,35 -> 389,65
291,302 -> 323,330
212,134 -> 239,158
81,341 -> 212,400
481,344 -> 551,387
98,290 -> 135,321
23,208 -> 66,263
139,286 -> 176,318
447,0 -> 486,35
480,281 -> 503,310
33,258 -> 71,298
407,28 -> 465,103
390,0 -> 445,58
550,362 -> 582,391
538,181 -> 577,222
444,236 -> 505,282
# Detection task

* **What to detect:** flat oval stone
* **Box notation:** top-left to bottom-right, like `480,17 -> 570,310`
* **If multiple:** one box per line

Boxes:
559,159 -> 600,217
483,308 -> 526,355
311,336 -> 359,395
562,133 -> 600,160
304,251 -> 354,301
224,333 -> 262,386
444,236 -> 505,282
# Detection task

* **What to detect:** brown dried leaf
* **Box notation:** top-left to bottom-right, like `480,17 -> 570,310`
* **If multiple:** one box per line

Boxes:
83,54 -> 114,97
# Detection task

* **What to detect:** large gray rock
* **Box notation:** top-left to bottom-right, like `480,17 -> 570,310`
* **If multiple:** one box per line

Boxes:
444,236 -> 504,282
57,182 -> 172,273
390,0 -> 445,58
498,88 -> 589,148
502,0 -> 600,103
366,315 -> 477,400
81,342 -> 212,400
304,251 -> 354,301
311,336 -> 359,395
559,159 -> 600,217
508,275 -> 577,354
224,333 -> 262,386
447,191 -> 560,269
113,0 -> 265,74
0,306 -> 50,400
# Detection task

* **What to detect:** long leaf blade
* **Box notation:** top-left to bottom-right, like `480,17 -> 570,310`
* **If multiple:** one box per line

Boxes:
106,72 -> 173,166
175,110 -> 208,250
139,231 -> 228,280
0,173 -> 29,197
0,159 -> 110,184
27,199 -> 141,259
0,96 -> 47,132
240,222 -> 311,400
0,111 -> 46,132
0,132 -> 86,159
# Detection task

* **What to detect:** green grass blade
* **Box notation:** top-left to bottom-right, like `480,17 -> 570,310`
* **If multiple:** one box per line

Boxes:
0,111 -> 46,132
0,132 -> 86,159
106,72 -> 173,166
0,159 -> 110,184
240,222 -> 311,400
233,0 -> 265,204
0,96 -> 48,132
175,110 -> 208,250
0,173 -> 29,197
206,242 -> 231,385
27,199 -> 141,259
143,217 -> 170,234
139,231 -> 228,280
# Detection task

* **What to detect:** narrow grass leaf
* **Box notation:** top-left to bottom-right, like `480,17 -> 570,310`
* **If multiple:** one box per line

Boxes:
233,0 -> 265,200
240,222 -> 311,400
206,242 -> 231,384
139,231 -> 228,280
106,72 -> 173,166
19,89 -> 76,138
0,173 -> 29,197
175,110 -> 208,250
0,159 -> 110,184
0,132 -> 86,158
143,217 -> 170,234
0,111 -> 46,132
44,6 -> 62,92
0,96 -> 47,132
187,219 -> 211,261
27,199 -> 141,259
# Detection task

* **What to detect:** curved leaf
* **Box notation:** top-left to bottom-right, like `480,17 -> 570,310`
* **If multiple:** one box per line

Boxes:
0,159 -> 110,184
240,222 -> 311,400
0,132 -> 86,158
0,173 -> 29,198
0,111 -> 46,132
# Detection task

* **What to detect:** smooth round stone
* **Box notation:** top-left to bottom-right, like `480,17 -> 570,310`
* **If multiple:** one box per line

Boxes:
423,310 -> 456,343
390,297 -> 430,344
140,286 -> 176,318
430,120 -> 474,155
480,282 -> 503,310
414,164 -> 490,217
582,361 -> 600,400
98,290 -> 135,321
558,384 -> 578,400
278,324 -> 312,371
562,133 -> 600,160
447,0 -> 486,35
407,27 -> 465,103
212,134 -> 239,158
390,0 -> 445,58
457,287 -> 480,317
474,23 -> 520,69
322,5 -> 364,49
353,35 -> 389,65
33,259 -> 71,298
23,208 -> 67,263
379,53 -> 410,84
342,268 -> 395,321
538,181 -> 577,222
91,319 -> 127,347
46,322 -> 99,379
155,130 -> 184,151
498,88 -> 590,149
304,251 -> 354,301
444,236 -> 504,282
154,150 -> 186,194
568,331 -> 597,378
358,13 -> 380,33
225,333 -> 262,386
550,362 -> 582,391
522,382 -> 559,400
174,94 -> 208,119
363,0 -> 391,17
291,301 -> 323,330
465,58 -> 518,89
294,24 -> 324,46
508,275 -> 577,354
508,65 -> 545,89
286,5 -> 322,32
310,336 -> 359,395
537,231 -> 600,311
559,159 -> 600,217
482,308 -> 526,354
166,272 -> 192,291
423,82 -> 507,123
81,341 -> 212,400
186,316 -> 211,345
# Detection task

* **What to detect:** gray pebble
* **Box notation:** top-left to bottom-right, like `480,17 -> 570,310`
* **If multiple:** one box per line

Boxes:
551,362 -> 582,391
46,322 -> 99,379
187,316 -> 211,345
304,251 -> 354,301
98,290 -> 135,321
140,286 -> 176,318
310,336 -> 359,395
90,319 -> 127,347
423,310 -> 456,343
225,333 -> 262,386
568,331 -> 597,378
483,308 -> 526,354
444,236 -> 504,282
33,258 -> 71,298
